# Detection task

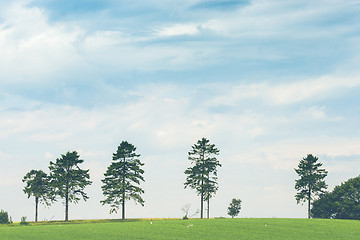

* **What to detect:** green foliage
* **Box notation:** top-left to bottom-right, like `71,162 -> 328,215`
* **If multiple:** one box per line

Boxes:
2,219 -> 360,240
311,192 -> 333,219
101,141 -> 145,219
312,175 -> 360,220
184,137 -> 221,218
49,151 -> 92,221
0,210 -> 9,224
22,169 -> 54,222
23,170 -> 51,201
227,198 -> 242,218
20,217 -> 29,225
294,154 -> 327,218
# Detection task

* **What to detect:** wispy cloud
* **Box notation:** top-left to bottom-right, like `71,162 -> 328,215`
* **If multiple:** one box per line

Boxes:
154,24 -> 200,37
268,75 -> 360,105
207,74 -> 360,107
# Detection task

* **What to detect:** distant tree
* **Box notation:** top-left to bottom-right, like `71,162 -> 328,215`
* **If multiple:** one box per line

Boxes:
49,151 -> 92,221
312,175 -> 360,220
184,137 -> 221,219
20,216 -> 29,225
227,198 -> 242,218
101,141 -> 145,220
22,170 -> 54,222
0,210 -> 9,224
295,154 -> 327,218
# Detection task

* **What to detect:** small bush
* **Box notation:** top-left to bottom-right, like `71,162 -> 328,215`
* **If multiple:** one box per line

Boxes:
20,216 -> 29,225
0,210 -> 9,224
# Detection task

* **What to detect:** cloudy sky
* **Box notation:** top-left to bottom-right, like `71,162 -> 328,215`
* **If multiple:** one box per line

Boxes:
1,0 -> 360,221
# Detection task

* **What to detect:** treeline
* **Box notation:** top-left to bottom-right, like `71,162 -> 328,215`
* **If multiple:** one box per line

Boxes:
3,139 -> 359,223
20,137 -> 232,222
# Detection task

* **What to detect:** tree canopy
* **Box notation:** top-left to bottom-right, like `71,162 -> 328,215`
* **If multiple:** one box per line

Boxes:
295,154 -> 327,218
101,141 -> 145,220
0,210 -> 9,224
311,175 -> 360,220
49,151 -> 92,221
228,198 -> 242,218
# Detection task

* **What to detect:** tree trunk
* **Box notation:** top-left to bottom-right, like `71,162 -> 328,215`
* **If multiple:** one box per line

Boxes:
200,191 -> 203,219
206,171 -> 210,219
35,197 -> 39,222
121,157 -> 126,220
308,188 -> 311,219
122,173 -> 126,220
122,193 -> 125,220
65,192 -> 69,221
207,198 -> 210,219
200,151 -> 204,219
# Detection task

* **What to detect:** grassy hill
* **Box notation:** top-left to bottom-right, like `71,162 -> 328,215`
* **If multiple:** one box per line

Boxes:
1,218 -> 359,239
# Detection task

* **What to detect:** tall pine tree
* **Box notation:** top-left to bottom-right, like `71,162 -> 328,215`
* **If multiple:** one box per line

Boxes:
295,154 -> 327,218
184,137 -> 221,219
101,141 -> 145,220
49,151 -> 92,221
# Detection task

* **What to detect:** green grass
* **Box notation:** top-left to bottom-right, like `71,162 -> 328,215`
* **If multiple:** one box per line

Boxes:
1,218 -> 360,240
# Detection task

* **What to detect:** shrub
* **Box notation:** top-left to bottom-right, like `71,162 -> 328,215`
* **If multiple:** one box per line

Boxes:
312,176 -> 360,220
20,216 -> 29,225
0,210 -> 9,224
228,198 -> 242,218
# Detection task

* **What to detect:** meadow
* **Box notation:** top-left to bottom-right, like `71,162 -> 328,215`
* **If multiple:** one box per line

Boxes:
1,218 -> 360,240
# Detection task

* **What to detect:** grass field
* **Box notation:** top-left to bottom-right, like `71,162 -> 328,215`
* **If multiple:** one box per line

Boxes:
1,218 -> 360,240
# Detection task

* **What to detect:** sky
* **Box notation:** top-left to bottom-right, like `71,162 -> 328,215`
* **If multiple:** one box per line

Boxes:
1,0 -> 360,222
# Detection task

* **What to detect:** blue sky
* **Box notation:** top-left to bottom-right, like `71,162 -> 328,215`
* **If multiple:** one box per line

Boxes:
1,0 -> 360,221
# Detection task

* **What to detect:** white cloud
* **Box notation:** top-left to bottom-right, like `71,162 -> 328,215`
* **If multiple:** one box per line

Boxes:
267,75 -> 360,105
82,30 -> 130,50
303,106 -> 327,120
222,136 -> 360,187
0,3 -> 216,84
44,152 -> 54,159
294,105 -> 343,122
0,2 -> 84,83
207,74 -> 360,107
154,23 -> 200,37
1,0 -> 359,87
258,137 -> 360,170
201,0 -> 360,39
207,83 -> 265,106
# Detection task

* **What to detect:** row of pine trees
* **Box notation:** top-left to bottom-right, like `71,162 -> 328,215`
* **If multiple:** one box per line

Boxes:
22,138 -> 222,222
23,138 -> 357,222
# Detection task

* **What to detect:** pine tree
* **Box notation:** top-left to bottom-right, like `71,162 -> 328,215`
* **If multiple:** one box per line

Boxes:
101,141 -> 145,220
184,137 -> 221,219
295,154 -> 327,218
49,151 -> 92,221
22,170 -> 54,222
